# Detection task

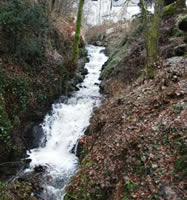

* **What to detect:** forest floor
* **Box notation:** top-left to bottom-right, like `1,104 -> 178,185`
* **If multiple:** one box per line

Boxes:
65,9 -> 187,200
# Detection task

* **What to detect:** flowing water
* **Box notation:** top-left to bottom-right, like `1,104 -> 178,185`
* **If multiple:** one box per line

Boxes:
26,45 -> 108,199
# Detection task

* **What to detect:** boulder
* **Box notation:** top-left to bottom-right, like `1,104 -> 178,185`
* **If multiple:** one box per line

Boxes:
174,44 -> 186,56
178,15 -> 187,32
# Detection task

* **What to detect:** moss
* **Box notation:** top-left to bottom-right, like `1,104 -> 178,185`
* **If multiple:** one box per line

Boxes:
163,2 -> 177,18
143,0 -> 164,78
172,27 -> 183,37
172,15 -> 187,37
85,160 -> 93,168
100,48 -> 125,80
72,0 -> 85,63
100,18 -> 144,81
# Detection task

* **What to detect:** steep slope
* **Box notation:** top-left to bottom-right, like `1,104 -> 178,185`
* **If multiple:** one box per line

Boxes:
0,0 -> 86,183
64,10 -> 187,200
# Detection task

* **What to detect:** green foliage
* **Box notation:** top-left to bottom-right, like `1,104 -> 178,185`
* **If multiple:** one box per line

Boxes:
0,122 -> 14,152
85,161 -> 93,168
122,180 -> 136,200
163,2 -> 176,18
122,197 -> 128,200
175,155 -> 187,180
175,155 -> 187,171
124,180 -> 136,191
0,0 -> 49,65
0,0 -> 25,31
0,65 -> 3,93
0,182 -> 8,200
0,65 -> 14,152
16,37 -> 45,66
3,77 -> 30,114
0,93 -> 14,152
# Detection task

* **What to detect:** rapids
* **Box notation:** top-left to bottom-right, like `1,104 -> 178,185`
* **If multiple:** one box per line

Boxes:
26,45 -> 108,199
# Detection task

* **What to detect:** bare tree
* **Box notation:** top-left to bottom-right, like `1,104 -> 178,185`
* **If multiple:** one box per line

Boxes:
37,0 -> 78,18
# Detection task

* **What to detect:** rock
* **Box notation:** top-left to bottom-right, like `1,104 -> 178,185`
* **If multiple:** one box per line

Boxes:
26,111 -> 44,121
163,2 -> 176,18
55,95 -> 68,104
34,165 -> 46,173
74,86 -> 80,91
101,60 -> 108,71
24,158 -> 32,164
93,41 -> 103,46
166,57 -> 184,66
159,184 -> 180,200
74,73 -> 84,84
70,141 -> 83,158
174,44 -> 186,56
99,81 -> 106,93
86,57 -> 90,63
152,164 -> 158,169
117,98 -> 123,105
178,15 -> 187,32
81,68 -> 88,76
23,122 -> 44,149
171,75 -> 179,82
76,141 -> 84,158
100,49 -> 107,55
0,161 -> 23,181
160,44 -> 176,58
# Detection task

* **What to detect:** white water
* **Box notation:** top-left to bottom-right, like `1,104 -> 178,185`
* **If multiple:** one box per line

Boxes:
26,45 -> 108,199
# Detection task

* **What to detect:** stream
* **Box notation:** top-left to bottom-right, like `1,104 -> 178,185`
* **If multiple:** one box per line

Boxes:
26,45 -> 108,200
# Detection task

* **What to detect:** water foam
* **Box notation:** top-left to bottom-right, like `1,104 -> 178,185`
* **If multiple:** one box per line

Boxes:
26,45 -> 108,199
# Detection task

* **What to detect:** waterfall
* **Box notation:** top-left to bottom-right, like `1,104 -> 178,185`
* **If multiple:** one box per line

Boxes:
26,45 -> 108,199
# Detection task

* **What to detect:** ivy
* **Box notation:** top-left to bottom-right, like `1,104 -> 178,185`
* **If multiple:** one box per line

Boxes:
0,0 -> 49,65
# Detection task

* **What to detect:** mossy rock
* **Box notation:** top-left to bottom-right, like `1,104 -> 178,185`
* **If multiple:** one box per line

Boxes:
178,15 -> 187,32
172,27 -> 183,37
174,44 -> 187,56
100,47 -> 126,80
172,15 -> 187,37
163,2 -> 177,18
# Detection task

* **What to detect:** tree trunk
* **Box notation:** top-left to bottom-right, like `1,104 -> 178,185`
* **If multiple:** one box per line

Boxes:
176,0 -> 186,9
141,0 -> 164,78
72,0 -> 85,63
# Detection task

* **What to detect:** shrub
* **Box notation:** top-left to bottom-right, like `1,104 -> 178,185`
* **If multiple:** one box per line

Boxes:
16,37 -> 45,66
0,0 -> 49,65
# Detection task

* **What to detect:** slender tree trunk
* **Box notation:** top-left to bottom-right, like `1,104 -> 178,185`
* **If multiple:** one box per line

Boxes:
141,0 -> 164,78
72,0 -> 85,63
